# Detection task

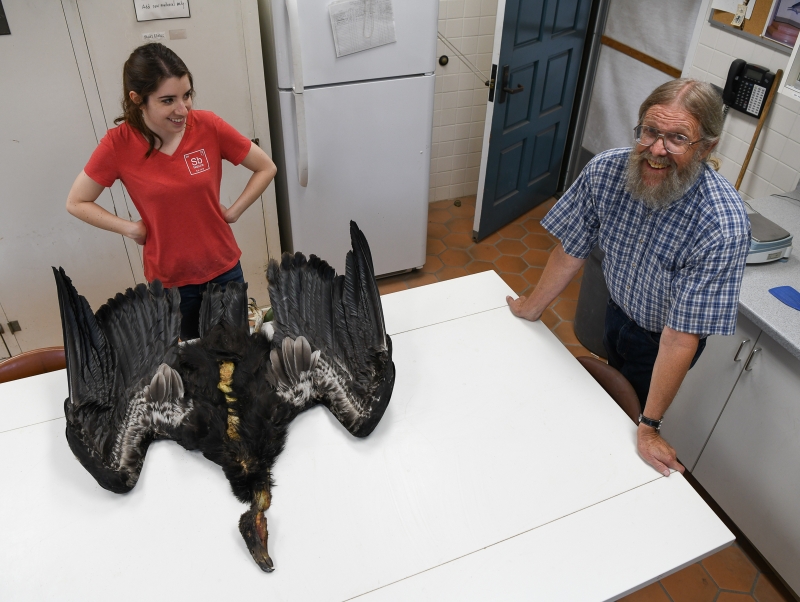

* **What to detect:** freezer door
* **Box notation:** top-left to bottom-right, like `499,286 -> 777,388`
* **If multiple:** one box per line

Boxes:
279,75 -> 433,276
271,0 -> 437,89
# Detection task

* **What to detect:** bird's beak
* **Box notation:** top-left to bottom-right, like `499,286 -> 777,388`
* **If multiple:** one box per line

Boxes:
239,506 -> 274,572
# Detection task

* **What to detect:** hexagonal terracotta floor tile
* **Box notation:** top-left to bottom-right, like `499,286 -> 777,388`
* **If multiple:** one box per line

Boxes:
498,223 -> 526,239
448,202 -> 475,219
428,209 -> 451,223
377,278 -> 408,296
495,255 -> 528,274
405,272 -> 438,288
448,218 -> 474,233
496,239 -> 527,256
553,299 -> 577,321
522,248 -> 551,268
522,233 -> 555,250
427,222 -> 449,239
500,273 -> 527,294
465,261 -> 495,275
480,231 -> 502,245
427,238 -> 446,255
554,322 -> 580,346
420,255 -> 443,274
438,266 -> 469,281
661,564 -> 718,602
702,546 -> 757,593
439,249 -> 471,267
540,307 -> 560,329
521,218 -> 548,234
470,244 -> 500,262
443,232 -> 474,249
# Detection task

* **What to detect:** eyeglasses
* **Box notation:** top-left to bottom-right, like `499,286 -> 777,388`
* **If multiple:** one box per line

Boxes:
633,125 -> 702,155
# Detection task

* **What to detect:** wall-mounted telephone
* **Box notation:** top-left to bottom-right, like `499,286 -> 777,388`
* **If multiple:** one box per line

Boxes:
722,59 -> 775,118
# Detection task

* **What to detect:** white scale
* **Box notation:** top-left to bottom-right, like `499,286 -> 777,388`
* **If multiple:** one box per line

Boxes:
746,211 -> 793,264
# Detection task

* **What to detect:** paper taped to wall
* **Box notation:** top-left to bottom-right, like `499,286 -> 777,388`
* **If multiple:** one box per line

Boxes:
329,0 -> 397,57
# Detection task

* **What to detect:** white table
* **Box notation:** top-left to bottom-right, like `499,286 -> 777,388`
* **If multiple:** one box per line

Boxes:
0,272 -> 732,601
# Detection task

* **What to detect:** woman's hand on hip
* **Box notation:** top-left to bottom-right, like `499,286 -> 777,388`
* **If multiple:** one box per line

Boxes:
127,220 -> 147,245
220,203 -> 239,224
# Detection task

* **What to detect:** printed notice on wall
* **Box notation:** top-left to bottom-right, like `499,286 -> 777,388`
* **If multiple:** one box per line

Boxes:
134,1 -> 190,22
329,0 -> 396,57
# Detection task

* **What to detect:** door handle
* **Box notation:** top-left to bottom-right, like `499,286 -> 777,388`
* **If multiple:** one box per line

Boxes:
733,338 -> 750,361
744,347 -> 761,371
498,65 -> 524,104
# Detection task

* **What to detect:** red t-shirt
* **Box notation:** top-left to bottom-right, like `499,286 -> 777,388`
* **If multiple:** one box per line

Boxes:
84,110 -> 251,287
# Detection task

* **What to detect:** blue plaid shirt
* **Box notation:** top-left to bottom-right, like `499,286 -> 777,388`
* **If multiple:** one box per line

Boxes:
542,148 -> 750,336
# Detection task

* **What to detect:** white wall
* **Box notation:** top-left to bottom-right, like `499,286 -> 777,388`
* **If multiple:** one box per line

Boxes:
685,18 -> 800,199
430,0 -> 498,202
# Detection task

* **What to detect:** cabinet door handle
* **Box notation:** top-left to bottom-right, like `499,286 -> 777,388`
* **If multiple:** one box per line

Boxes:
744,347 -> 761,371
733,338 -> 750,361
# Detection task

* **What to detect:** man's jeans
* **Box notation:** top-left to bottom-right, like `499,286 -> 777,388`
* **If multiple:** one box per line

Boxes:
177,261 -> 245,340
602,298 -> 706,410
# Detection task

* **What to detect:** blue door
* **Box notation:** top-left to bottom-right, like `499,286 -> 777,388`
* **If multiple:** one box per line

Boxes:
474,0 -> 593,240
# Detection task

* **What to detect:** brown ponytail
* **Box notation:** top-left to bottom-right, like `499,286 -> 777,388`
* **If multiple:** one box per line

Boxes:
115,43 -> 195,157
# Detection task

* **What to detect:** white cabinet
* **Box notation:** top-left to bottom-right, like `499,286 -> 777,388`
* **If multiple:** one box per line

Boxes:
693,332 -> 800,594
0,1 -> 137,353
662,314 -> 761,470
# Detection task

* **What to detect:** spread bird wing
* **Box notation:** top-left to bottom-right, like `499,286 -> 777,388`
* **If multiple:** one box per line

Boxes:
267,221 -> 395,437
54,267 -> 191,493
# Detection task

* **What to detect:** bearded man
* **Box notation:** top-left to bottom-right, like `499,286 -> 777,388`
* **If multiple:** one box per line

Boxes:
506,79 -> 750,476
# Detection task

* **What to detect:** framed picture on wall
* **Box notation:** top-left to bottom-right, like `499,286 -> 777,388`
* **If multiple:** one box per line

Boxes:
763,0 -> 800,47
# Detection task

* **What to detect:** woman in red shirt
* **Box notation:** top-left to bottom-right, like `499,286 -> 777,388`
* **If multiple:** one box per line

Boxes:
66,43 -> 276,339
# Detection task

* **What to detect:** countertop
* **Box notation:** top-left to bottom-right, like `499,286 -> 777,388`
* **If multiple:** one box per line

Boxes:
739,192 -> 800,361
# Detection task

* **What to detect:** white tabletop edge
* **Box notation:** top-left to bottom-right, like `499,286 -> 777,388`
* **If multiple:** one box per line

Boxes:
348,475 -> 734,602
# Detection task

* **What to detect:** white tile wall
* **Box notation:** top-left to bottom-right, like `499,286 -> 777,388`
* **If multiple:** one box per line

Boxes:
430,0 -> 498,202
687,21 -> 800,200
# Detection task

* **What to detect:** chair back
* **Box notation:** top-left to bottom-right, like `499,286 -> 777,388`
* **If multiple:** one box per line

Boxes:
577,356 -> 640,425
0,347 -> 66,384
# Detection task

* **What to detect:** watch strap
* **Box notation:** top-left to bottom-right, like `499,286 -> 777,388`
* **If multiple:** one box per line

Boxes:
638,413 -> 662,431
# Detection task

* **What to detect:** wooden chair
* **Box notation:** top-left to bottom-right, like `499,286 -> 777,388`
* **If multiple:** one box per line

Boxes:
577,356 -> 640,425
0,347 -> 66,384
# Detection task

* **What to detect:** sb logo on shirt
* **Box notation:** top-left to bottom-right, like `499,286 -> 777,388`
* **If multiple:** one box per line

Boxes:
184,149 -> 210,175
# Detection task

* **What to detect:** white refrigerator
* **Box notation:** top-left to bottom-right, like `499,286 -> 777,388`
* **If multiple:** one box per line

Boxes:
258,0 -> 438,275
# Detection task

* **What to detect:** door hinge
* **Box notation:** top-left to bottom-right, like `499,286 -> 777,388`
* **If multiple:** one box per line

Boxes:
7,321 -> 20,333
251,138 -> 260,147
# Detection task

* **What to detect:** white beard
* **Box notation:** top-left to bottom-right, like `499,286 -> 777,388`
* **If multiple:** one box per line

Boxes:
625,148 -> 705,210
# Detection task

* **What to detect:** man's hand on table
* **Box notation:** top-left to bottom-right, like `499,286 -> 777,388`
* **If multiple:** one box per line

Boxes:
505,295 -> 543,321
638,423 -> 685,477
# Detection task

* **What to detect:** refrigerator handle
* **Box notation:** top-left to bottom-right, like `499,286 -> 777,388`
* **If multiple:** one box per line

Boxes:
295,93 -> 309,186
285,0 -> 308,186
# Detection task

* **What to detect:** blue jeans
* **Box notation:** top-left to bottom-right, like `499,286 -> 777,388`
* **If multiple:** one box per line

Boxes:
603,298 -> 706,410
177,261 -> 245,340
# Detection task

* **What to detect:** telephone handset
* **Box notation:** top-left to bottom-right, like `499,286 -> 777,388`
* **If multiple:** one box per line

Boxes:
722,59 -> 775,118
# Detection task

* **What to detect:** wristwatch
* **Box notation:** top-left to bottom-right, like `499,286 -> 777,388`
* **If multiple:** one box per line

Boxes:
638,413 -> 662,432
